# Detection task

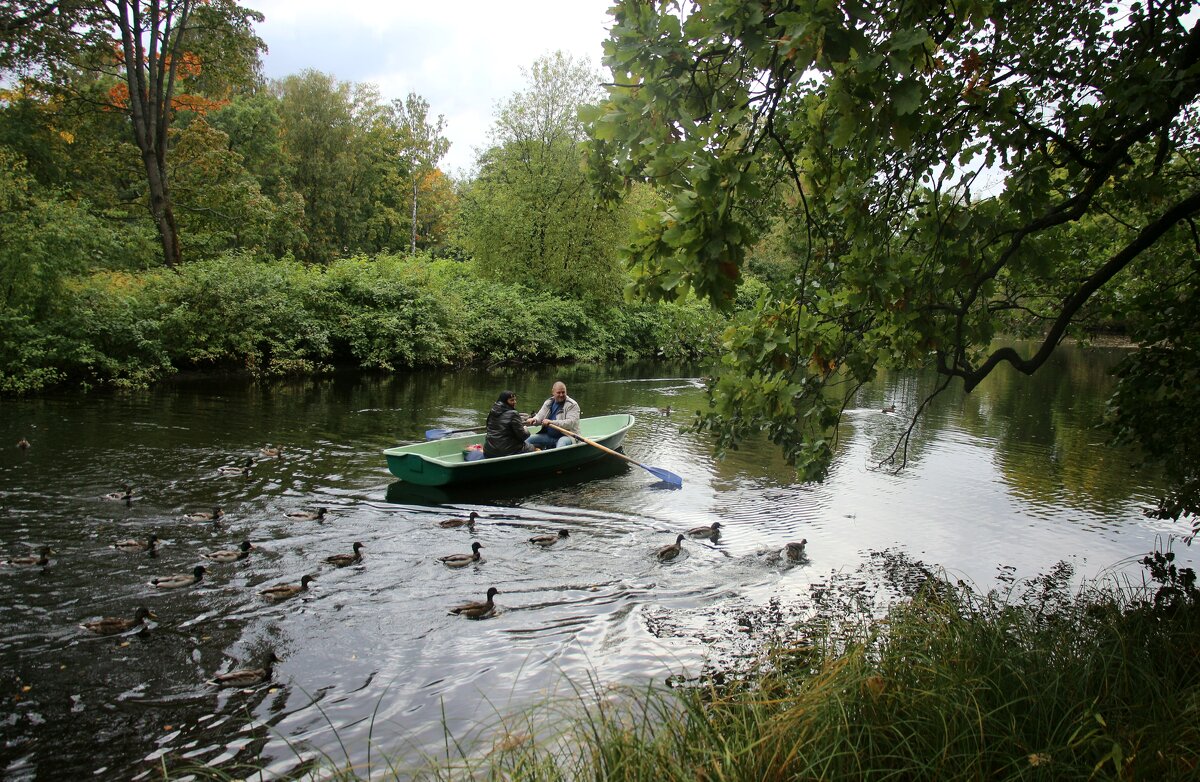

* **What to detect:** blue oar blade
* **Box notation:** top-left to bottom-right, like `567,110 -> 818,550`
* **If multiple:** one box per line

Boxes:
425,429 -> 449,440
643,464 -> 683,487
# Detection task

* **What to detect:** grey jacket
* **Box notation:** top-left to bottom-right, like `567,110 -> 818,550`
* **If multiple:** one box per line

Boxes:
532,395 -> 581,434
484,400 -> 530,457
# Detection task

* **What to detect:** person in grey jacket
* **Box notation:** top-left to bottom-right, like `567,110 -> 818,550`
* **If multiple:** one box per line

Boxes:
483,390 -> 534,458
526,381 -> 581,449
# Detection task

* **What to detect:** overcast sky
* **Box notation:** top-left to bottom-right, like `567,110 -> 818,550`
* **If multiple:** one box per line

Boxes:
242,1 -> 616,176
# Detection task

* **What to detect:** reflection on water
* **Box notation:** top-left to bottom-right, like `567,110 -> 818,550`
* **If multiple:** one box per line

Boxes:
0,351 -> 1192,778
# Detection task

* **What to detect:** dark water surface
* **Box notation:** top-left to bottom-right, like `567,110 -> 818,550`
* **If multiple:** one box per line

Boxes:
1,349 -> 1192,778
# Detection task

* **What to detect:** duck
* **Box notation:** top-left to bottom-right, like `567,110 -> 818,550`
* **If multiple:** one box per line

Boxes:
150,565 -> 206,589
324,542 -> 365,567
439,542 -> 483,568
785,539 -> 808,562
882,404 -> 896,414
529,529 -> 569,547
686,521 -> 722,539
260,444 -> 283,458
259,574 -> 315,601
656,534 -> 686,562
449,587 -> 499,619
208,652 -> 282,687
438,511 -> 479,529
657,405 -> 672,416
285,507 -> 328,522
202,540 -> 254,563
218,457 -> 254,476
102,485 -> 134,502
183,506 -> 224,522
111,534 -> 158,554
16,437 -> 29,449
80,606 -> 156,636
3,546 -> 53,567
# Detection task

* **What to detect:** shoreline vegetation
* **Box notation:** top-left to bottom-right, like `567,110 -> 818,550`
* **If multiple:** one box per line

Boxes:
0,252 -> 732,396
168,552 -> 1200,781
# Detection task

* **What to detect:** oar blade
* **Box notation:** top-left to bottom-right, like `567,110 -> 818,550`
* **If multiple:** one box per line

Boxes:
644,464 -> 683,488
425,429 -> 450,440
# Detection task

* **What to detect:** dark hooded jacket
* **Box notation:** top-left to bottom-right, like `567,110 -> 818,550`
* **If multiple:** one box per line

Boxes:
484,400 -> 530,457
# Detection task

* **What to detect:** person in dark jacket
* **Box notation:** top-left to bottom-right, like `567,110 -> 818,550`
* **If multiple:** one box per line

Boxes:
483,390 -> 534,458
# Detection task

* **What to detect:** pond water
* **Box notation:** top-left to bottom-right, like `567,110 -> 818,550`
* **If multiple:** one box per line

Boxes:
0,345 -> 1193,778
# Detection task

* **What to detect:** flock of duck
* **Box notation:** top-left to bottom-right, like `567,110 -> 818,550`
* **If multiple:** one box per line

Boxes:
7,437 -> 811,685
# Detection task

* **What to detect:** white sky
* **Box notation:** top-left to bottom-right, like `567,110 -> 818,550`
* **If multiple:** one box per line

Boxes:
242,1 -> 615,176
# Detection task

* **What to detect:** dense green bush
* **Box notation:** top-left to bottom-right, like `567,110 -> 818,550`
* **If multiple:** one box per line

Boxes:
0,252 -> 732,394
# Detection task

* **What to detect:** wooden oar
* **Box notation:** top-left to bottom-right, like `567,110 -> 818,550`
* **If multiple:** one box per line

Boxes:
545,422 -> 683,487
425,426 -> 480,440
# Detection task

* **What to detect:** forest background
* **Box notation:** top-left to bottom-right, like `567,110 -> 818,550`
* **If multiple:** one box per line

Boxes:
0,2 -> 730,398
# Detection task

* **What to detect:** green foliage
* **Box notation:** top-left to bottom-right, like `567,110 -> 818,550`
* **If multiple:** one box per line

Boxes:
460,52 -> 629,305
593,0 -> 1200,517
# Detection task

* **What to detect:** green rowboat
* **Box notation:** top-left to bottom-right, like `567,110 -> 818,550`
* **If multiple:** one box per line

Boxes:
384,414 -> 636,487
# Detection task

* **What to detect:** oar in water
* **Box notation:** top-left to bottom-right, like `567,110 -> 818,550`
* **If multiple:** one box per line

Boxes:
545,422 -> 683,488
425,426 -> 480,440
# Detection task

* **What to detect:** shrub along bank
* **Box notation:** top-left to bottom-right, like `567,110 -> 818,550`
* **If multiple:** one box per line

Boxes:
0,253 -> 726,394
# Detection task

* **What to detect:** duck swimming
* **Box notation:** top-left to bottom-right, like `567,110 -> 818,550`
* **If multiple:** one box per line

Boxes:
324,542 -> 365,567
285,507 -> 328,521
80,607 -> 156,636
529,529 -> 569,547
111,535 -> 158,554
785,539 -> 808,562
202,540 -> 254,563
150,565 -> 206,589
183,506 -> 224,522
3,546 -> 52,566
17,437 -> 29,449
686,522 -> 722,539
218,457 -> 254,476
450,587 -> 499,619
208,652 -> 282,687
657,534 -> 686,562
260,444 -> 283,458
438,511 -> 479,529
102,486 -> 133,502
439,542 -> 483,568
259,574 -> 314,601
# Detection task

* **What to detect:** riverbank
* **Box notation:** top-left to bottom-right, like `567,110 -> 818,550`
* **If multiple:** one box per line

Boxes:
0,253 -> 729,395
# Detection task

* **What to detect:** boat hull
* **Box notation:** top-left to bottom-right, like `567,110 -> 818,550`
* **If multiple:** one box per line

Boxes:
384,414 -> 635,487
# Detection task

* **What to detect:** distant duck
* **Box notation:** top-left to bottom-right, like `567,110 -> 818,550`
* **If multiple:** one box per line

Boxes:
438,511 -> 479,529
785,539 -> 808,562
260,444 -> 283,458
259,574 -> 314,601
656,534 -> 686,562
3,546 -> 53,567
529,529 -> 569,547
16,437 -> 29,449
324,542 -> 365,567
449,586 -> 499,619
686,522 -> 722,539
202,540 -> 254,563
102,485 -> 134,502
208,652 -> 282,688
882,404 -> 896,414
111,534 -> 158,554
183,506 -> 224,522
218,457 -> 254,476
439,542 -> 483,568
657,405 -> 672,416
80,606 -> 155,636
285,507 -> 328,522
150,565 -> 206,589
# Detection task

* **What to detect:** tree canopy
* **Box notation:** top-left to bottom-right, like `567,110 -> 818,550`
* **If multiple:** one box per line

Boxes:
590,0 -> 1200,525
